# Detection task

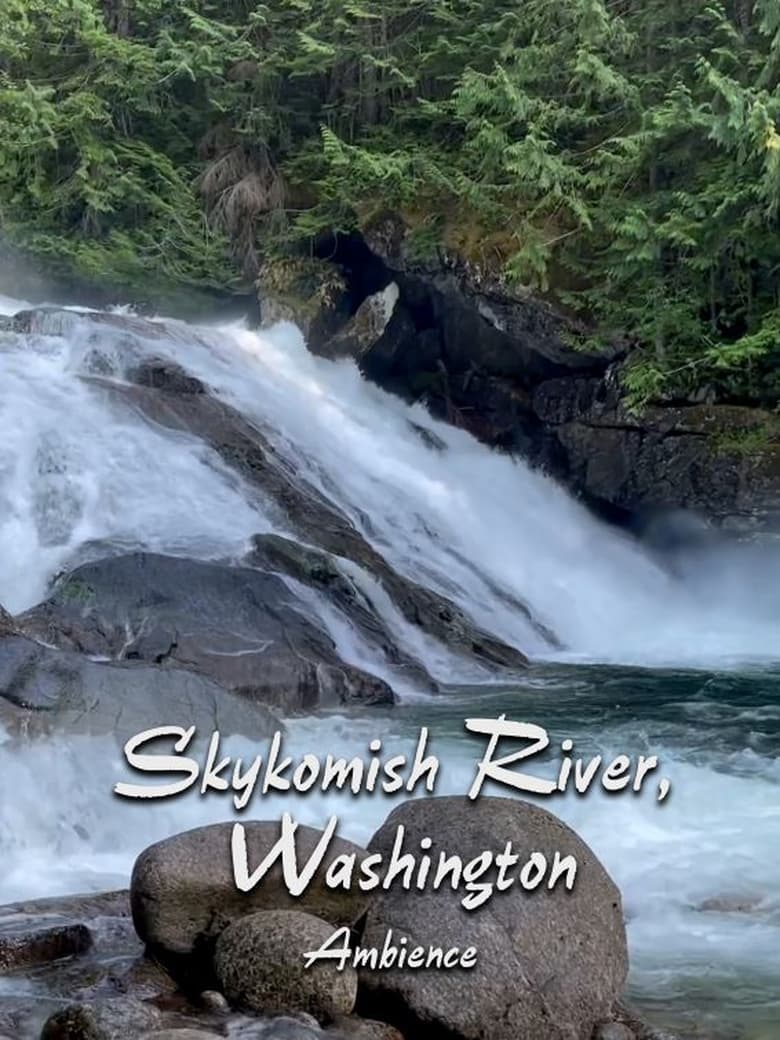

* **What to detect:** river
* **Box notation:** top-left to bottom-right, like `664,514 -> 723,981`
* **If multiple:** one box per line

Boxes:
0,292 -> 778,1038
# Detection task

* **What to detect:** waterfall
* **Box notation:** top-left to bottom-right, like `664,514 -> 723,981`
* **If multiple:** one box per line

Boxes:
0,295 -> 778,668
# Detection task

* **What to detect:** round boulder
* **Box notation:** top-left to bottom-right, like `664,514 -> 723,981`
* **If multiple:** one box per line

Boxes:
131,822 -> 371,962
359,796 -> 628,1040
214,910 -> 357,1020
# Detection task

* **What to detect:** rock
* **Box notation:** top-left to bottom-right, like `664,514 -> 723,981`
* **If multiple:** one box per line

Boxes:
95,370 -> 537,662
0,890 -> 132,977
129,359 -> 206,395
40,998 -> 162,1040
199,990 -> 229,1013
275,218 -> 780,534
258,258 -> 350,349
142,1032 -> 221,1040
214,910 -> 357,1019
695,893 -> 765,914
538,382 -> 780,533
317,284 -> 402,362
18,553 -> 394,713
609,1003 -> 680,1040
328,1016 -> 404,1040
131,822 -> 371,964
595,1025 -> 636,1040
262,1017 -> 322,1040
0,891 -> 130,921
90,956 -> 178,1002
0,633 -> 281,743
246,535 -> 437,691
0,920 -> 92,973
359,796 -> 627,1040
0,605 -> 15,636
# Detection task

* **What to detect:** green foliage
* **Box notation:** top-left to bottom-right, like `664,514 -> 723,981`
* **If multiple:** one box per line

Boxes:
1,0 -> 779,405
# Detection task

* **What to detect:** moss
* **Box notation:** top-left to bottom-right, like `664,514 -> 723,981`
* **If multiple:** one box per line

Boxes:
257,257 -> 346,319
712,420 -> 780,457
58,578 -> 95,605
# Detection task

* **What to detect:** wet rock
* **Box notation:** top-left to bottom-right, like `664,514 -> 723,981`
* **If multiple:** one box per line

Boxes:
0,633 -> 281,743
540,386 -> 780,533
18,553 -> 394,712
1,891 -> 131,921
131,823 -> 371,966
0,605 -> 15,636
694,893 -> 765,914
317,285 -> 401,362
328,1016 -> 404,1040
142,1032 -> 222,1040
406,421 -> 446,453
262,1017 -> 322,1040
258,258 -> 350,348
0,920 -> 92,973
95,373 -> 539,661
246,535 -> 437,691
199,991 -> 228,1013
214,910 -> 357,1019
247,535 -> 532,671
40,997 -> 162,1039
609,1003 -> 680,1040
88,956 -> 179,1002
595,1025 -> 636,1040
129,359 -> 206,395
0,891 -> 133,979
359,796 -> 627,1040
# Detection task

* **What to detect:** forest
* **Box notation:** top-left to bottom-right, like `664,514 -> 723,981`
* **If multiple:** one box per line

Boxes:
1,0 -> 779,404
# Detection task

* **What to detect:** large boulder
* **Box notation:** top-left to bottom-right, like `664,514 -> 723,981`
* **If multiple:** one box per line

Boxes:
214,910 -> 357,1019
0,633 -> 280,743
131,822 -> 371,964
358,796 -> 627,1040
18,554 -> 394,712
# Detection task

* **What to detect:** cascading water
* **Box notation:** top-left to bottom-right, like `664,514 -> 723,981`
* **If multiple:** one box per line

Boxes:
0,294 -> 778,1037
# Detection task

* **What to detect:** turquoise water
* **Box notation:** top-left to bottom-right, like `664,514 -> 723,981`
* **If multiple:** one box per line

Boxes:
300,664 -> 780,1039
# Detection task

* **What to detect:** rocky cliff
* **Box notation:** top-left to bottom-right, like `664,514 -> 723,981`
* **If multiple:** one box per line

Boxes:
258,214 -> 780,539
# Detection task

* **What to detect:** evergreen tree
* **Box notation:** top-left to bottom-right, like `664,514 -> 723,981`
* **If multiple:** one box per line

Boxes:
1,1 -> 778,405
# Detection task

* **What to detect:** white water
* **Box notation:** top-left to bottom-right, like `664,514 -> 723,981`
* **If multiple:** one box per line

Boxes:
1,295 -> 779,1035
2,296 -> 779,665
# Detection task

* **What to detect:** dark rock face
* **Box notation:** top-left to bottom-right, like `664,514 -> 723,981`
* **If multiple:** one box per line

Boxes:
18,553 -> 395,712
301,216 -> 780,535
131,823 -> 371,964
535,377 -> 780,532
0,632 -> 281,741
358,796 -> 628,1040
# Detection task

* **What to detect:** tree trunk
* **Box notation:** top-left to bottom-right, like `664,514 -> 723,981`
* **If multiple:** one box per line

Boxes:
103,0 -> 130,37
